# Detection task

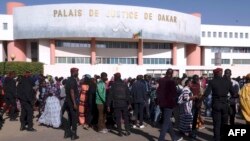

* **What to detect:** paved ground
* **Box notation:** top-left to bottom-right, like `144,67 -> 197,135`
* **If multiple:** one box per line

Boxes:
0,112 -> 245,141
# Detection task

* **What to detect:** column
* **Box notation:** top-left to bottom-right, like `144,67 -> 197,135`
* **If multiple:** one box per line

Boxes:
186,44 -> 201,76
186,44 -> 201,66
6,2 -> 26,62
200,46 -> 205,66
0,42 -> 3,62
50,40 -> 55,64
137,39 -> 143,65
7,40 -> 26,61
91,38 -> 96,65
171,43 -> 177,65
7,2 -> 25,14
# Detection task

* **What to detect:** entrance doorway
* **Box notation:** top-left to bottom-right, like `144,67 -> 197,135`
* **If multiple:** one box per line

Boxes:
31,42 -> 38,62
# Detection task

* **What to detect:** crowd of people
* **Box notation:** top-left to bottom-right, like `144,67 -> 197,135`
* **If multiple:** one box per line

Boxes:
0,67 -> 249,141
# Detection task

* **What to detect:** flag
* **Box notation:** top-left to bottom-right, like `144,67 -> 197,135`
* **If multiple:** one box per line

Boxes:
133,30 -> 142,39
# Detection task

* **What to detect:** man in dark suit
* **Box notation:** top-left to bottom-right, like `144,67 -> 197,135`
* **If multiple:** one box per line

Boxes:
3,71 -> 17,121
17,71 -> 36,131
63,68 -> 80,140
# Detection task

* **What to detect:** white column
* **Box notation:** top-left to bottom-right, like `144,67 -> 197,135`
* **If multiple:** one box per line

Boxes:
0,42 -> 3,62
26,40 -> 32,62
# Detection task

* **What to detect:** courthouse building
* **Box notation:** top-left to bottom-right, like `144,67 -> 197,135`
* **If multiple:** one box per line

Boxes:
0,2 -> 250,78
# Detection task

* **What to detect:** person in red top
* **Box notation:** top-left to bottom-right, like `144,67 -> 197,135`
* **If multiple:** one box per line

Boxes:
157,68 -> 183,141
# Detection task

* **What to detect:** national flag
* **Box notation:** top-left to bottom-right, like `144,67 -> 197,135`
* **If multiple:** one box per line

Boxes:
133,30 -> 142,39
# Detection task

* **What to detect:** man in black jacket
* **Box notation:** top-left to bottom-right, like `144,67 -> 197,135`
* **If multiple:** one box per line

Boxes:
131,75 -> 147,129
107,73 -> 131,136
63,68 -> 80,140
17,71 -> 36,131
3,71 -> 17,121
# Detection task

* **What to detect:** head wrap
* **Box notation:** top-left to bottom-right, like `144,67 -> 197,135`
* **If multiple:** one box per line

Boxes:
70,67 -> 79,74
114,72 -> 121,79
213,68 -> 223,75
246,73 -> 250,80
84,74 -> 91,79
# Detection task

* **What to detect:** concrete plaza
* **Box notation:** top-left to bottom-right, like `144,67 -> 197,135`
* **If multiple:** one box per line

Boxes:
0,113 -> 245,141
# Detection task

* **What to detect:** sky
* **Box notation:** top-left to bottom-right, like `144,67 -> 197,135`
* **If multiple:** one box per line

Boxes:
0,0 -> 249,26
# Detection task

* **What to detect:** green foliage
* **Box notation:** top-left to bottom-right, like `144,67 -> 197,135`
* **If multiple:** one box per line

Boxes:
0,61 -> 43,75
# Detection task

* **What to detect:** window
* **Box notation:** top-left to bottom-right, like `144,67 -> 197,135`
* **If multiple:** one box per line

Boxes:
245,33 -> 249,39
229,32 -> 233,38
211,59 -> 230,64
84,58 -> 90,64
211,47 -> 231,53
56,40 -> 91,48
3,23 -> 7,30
96,41 -> 137,48
233,47 -> 250,53
119,58 -> 126,64
207,31 -> 211,37
143,58 -> 150,64
143,58 -> 171,64
144,43 -> 171,49
224,32 -> 227,38
240,33 -> 243,38
233,59 -> 250,64
218,32 -> 222,38
56,57 -> 66,63
235,32 -> 238,38
202,31 -> 206,37
56,57 -> 90,64
213,32 -> 217,37
97,57 -> 136,64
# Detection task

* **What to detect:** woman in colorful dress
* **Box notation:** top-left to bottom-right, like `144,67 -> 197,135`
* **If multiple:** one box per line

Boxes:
178,79 -> 197,138
79,76 -> 90,129
38,84 -> 61,128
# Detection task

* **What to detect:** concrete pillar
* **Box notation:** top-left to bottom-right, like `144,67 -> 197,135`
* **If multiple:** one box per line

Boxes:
171,43 -> 177,65
7,40 -> 26,61
91,38 -> 96,65
138,39 -> 143,65
50,40 -> 55,64
186,44 -> 201,76
191,13 -> 201,18
7,2 -> 25,14
186,44 -> 201,66
200,46 -> 205,66
6,2 -> 26,62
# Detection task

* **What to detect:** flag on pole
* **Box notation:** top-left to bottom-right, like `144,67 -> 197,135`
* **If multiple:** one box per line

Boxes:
133,30 -> 142,39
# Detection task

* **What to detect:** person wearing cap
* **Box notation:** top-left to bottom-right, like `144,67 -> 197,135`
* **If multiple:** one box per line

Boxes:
107,72 -> 131,136
203,68 -> 236,141
17,71 -> 36,131
63,67 -> 80,140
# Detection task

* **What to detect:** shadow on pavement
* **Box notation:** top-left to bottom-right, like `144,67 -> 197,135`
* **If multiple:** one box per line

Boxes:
130,128 -> 158,141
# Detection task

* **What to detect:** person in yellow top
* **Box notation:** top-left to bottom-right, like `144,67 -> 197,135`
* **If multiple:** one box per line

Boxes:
240,73 -> 250,125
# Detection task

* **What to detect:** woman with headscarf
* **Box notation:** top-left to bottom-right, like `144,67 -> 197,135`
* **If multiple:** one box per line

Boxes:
38,84 -> 61,128
239,73 -> 250,124
79,75 -> 90,129
178,79 -> 197,138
